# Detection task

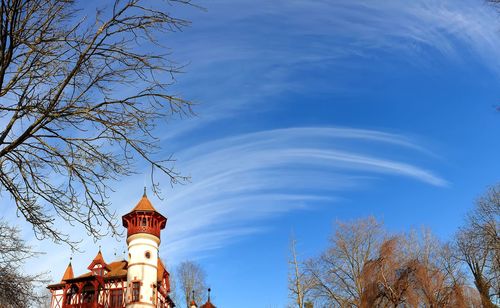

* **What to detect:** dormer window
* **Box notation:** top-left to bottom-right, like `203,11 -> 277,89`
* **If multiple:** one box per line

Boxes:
93,268 -> 104,276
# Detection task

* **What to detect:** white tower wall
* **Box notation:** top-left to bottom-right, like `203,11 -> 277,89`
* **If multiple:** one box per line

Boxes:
126,233 -> 160,307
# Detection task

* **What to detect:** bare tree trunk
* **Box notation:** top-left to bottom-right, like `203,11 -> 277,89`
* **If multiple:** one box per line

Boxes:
288,236 -> 304,308
475,275 -> 496,308
456,183 -> 500,307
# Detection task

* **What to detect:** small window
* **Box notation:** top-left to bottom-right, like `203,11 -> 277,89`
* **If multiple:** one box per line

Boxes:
132,282 -> 140,302
110,289 -> 123,308
142,217 -> 147,226
145,251 -> 151,259
66,289 -> 74,304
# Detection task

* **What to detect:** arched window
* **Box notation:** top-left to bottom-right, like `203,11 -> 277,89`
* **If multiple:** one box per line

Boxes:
142,217 -> 147,226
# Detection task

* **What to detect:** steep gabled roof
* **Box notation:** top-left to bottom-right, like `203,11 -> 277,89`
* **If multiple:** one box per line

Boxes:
87,249 -> 109,271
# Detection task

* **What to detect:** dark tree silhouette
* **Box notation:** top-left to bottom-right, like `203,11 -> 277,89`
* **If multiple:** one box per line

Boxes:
0,0 -> 194,247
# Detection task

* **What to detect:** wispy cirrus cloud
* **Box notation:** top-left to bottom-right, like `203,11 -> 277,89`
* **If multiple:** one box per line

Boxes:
165,0 -> 500,141
157,126 -> 446,261
21,126 -> 445,278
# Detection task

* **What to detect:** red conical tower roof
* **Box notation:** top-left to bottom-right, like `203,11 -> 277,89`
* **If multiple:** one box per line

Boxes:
61,260 -> 74,282
122,189 -> 167,238
132,193 -> 157,212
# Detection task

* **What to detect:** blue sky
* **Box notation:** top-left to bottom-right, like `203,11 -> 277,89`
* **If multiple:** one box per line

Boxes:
4,0 -> 500,307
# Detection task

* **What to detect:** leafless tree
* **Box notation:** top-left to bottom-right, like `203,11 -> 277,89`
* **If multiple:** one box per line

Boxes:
400,229 -> 469,307
360,237 -> 414,307
0,219 -> 47,307
0,0 -> 195,248
34,288 -> 52,308
361,233 -> 477,308
167,263 -> 180,306
288,235 -> 313,308
305,217 -> 384,307
456,184 -> 499,308
177,260 -> 207,308
302,218 -> 480,307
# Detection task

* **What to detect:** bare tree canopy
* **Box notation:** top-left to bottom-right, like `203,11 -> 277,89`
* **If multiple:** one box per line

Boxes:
361,235 -> 477,308
300,217 -> 481,307
0,0 -> 194,247
0,219 -> 47,307
303,217 -> 383,307
456,183 -> 500,308
176,260 -> 207,307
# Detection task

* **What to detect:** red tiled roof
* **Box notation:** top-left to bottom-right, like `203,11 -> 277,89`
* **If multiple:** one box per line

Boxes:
57,258 -> 167,283
87,249 -> 110,271
67,260 -> 127,281
105,260 -> 128,278
132,195 -> 157,212
61,262 -> 74,282
157,258 -> 166,282
93,250 -> 104,261
200,301 -> 216,308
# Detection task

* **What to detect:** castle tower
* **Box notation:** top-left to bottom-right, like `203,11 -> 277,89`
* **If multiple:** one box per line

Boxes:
122,189 -> 167,307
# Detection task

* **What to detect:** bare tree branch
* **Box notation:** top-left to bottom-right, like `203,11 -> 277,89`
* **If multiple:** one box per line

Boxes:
176,260 -> 207,307
0,219 -> 48,308
0,0 -> 195,248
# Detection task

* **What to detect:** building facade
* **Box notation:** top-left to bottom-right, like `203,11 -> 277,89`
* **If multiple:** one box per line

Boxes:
47,192 -> 175,308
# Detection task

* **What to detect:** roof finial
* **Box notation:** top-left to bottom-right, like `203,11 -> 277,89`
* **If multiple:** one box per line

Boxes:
208,287 -> 211,301
143,186 -> 147,197
192,289 -> 195,300
69,256 -> 72,265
